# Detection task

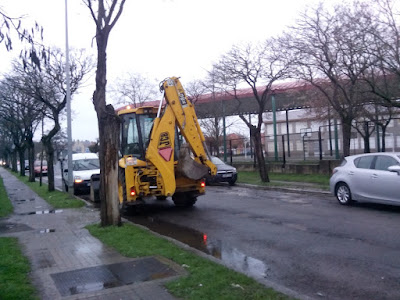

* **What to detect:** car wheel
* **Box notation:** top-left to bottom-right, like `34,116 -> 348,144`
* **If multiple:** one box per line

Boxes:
335,183 -> 352,205
228,179 -> 236,186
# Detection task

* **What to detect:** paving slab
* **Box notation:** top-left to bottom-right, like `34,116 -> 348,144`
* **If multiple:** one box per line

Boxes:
0,168 -> 183,300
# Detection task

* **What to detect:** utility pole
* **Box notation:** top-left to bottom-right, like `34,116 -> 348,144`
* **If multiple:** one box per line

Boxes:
65,0 -> 73,194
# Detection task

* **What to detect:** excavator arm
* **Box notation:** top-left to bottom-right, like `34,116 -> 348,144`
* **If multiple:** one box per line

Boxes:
145,77 -> 217,196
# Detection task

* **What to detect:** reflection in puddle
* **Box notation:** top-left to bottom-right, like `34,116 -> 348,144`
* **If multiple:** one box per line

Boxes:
203,235 -> 268,279
129,216 -> 269,279
20,210 -> 63,215
69,282 -> 119,295
34,209 -> 63,215
39,229 -> 56,233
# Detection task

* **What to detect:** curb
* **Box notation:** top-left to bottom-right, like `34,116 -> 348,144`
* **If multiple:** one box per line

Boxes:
236,182 -> 331,196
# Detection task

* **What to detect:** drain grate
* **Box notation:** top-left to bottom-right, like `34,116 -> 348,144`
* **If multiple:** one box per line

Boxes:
51,257 -> 178,296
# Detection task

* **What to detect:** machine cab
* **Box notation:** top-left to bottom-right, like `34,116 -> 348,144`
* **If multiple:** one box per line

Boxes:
118,106 -> 158,161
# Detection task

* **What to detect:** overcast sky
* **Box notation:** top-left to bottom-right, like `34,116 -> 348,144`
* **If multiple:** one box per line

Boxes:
1,0 -> 321,141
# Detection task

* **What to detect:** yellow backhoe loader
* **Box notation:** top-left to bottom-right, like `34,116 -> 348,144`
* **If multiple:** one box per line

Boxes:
117,77 -> 217,208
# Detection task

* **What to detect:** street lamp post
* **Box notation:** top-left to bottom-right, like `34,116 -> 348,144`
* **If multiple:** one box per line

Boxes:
65,0 -> 73,194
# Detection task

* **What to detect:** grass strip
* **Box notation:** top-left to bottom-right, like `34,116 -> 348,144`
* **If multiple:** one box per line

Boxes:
0,237 -> 39,300
238,171 -> 330,187
17,174 -> 85,209
87,223 -> 293,300
0,176 -> 13,217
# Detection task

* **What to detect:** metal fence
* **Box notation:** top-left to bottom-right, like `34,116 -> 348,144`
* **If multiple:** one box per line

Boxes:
209,122 -> 400,164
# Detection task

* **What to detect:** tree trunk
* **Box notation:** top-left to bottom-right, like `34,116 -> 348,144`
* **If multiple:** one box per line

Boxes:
363,122 -> 370,153
11,151 -> 17,172
341,119 -> 352,157
94,33 -> 121,227
98,105 -> 121,227
252,127 -> 269,182
27,140 -> 35,182
43,141 -> 55,191
381,125 -> 386,152
18,148 -> 25,176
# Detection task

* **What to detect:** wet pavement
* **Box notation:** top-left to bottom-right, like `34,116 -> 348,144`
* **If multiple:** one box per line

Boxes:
126,214 -> 270,281
0,168 -> 184,300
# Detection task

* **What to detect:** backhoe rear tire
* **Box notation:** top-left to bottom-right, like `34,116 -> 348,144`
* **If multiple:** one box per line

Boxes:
118,167 -> 127,213
172,193 -> 197,207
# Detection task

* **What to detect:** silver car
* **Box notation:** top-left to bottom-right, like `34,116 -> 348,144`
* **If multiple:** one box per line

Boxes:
330,153 -> 400,205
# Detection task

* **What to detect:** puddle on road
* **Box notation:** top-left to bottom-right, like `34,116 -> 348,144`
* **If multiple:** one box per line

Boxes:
39,229 -> 56,233
128,216 -> 269,279
19,209 -> 63,215
0,222 -> 33,233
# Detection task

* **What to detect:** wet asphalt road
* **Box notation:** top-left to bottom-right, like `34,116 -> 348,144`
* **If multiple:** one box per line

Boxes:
44,171 -> 400,300
122,185 -> 400,300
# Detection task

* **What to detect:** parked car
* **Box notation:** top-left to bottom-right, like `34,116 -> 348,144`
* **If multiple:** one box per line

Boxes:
206,156 -> 238,186
24,160 -> 29,171
34,160 -> 48,176
63,153 -> 100,194
330,152 -> 400,206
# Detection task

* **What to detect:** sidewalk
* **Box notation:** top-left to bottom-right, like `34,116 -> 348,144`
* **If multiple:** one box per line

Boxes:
0,168 -> 183,300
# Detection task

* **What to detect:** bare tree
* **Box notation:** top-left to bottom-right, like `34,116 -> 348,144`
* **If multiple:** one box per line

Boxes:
84,0 -> 126,226
0,74 -> 43,179
0,125 -> 13,165
185,79 -> 208,105
110,72 -> 158,107
281,1 -> 377,157
14,48 -> 92,190
212,41 -> 289,182
192,76 -> 239,157
362,0 -> 400,108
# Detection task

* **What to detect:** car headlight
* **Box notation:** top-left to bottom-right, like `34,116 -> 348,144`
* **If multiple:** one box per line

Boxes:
74,176 -> 83,183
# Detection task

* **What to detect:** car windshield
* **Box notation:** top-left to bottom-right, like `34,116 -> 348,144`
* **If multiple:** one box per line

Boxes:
211,157 -> 225,165
73,159 -> 100,171
34,161 -> 47,167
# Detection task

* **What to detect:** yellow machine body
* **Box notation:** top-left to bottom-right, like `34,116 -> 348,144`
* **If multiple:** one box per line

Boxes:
117,77 -> 216,207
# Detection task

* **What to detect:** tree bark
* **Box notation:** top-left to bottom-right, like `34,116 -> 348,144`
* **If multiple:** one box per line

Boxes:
94,31 -> 121,227
42,140 -> 55,191
381,125 -> 386,152
27,139 -> 35,182
11,151 -> 17,172
363,121 -> 370,153
41,119 -> 60,192
251,126 -> 269,182
18,148 -> 25,176
341,120 -> 352,157
98,105 -> 121,227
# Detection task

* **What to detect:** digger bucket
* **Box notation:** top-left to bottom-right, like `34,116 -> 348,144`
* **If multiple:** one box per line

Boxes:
176,144 -> 209,180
